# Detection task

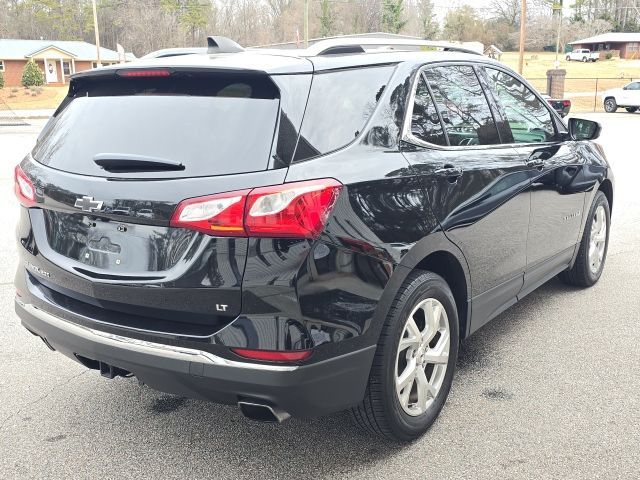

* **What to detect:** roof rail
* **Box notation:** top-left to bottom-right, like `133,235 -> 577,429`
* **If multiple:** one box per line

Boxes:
206,36 -> 245,54
302,38 -> 482,57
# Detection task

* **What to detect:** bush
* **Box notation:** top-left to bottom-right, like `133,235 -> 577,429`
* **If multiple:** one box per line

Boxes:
0,70 -> 4,89
605,52 -> 613,60
21,59 -> 45,87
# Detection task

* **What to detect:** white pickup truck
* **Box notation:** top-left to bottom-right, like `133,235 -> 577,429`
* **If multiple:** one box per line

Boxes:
602,81 -> 640,113
565,49 -> 599,62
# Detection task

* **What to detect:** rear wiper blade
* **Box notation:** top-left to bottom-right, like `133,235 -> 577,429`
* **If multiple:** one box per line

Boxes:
93,153 -> 185,172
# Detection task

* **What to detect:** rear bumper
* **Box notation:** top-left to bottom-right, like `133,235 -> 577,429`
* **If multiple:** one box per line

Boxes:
16,299 -> 375,418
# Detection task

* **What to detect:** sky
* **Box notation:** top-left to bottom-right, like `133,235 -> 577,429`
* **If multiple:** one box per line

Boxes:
431,0 -> 572,21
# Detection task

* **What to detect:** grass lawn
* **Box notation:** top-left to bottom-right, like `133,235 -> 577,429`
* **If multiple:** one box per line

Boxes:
500,51 -> 640,79
500,51 -> 640,111
0,86 -> 67,111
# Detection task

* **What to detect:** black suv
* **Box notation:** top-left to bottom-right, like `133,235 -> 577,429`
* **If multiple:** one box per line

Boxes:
14,37 -> 613,441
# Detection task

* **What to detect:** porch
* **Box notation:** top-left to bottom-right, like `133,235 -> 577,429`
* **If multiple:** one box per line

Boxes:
26,45 -> 78,85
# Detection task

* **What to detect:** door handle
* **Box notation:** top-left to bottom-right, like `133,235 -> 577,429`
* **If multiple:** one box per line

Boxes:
435,165 -> 463,179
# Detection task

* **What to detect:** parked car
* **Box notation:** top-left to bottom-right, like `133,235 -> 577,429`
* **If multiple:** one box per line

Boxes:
566,48 -> 599,62
542,94 -> 571,117
602,81 -> 640,113
14,36 -> 613,441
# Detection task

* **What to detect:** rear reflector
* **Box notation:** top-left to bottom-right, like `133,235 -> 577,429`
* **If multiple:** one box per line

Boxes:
231,348 -> 313,362
117,69 -> 171,78
14,165 -> 36,206
170,178 -> 342,238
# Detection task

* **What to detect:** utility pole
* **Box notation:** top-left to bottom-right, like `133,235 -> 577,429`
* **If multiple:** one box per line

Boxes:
554,1 -> 563,63
304,0 -> 309,48
518,0 -> 526,74
92,0 -> 102,67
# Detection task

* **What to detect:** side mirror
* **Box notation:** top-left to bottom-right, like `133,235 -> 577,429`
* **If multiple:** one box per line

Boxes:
568,118 -> 601,141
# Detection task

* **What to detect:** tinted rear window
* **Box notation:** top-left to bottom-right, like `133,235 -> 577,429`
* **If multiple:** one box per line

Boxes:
293,65 -> 394,161
33,73 -> 280,178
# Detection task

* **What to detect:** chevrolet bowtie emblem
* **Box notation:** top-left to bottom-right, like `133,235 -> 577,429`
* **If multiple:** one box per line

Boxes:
74,196 -> 104,213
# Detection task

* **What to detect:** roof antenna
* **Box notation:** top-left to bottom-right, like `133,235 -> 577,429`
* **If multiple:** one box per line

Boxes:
207,36 -> 244,54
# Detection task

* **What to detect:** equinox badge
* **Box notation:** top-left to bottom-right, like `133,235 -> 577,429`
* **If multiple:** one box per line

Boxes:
74,196 -> 104,213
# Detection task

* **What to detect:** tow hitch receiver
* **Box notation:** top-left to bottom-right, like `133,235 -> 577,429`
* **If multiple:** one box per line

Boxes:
99,362 -> 130,379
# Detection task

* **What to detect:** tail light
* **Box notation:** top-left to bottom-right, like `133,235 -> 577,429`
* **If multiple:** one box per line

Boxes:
170,190 -> 250,236
563,100 -> 571,107
14,165 -> 36,207
170,178 -> 342,238
231,347 -> 313,362
116,69 -> 171,78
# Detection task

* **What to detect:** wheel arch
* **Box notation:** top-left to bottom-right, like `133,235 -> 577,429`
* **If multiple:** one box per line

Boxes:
414,251 -> 469,340
599,178 -> 614,213
369,233 -> 472,343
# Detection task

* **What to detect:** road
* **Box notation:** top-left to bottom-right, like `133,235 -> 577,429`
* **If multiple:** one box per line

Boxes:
1,114 -> 639,479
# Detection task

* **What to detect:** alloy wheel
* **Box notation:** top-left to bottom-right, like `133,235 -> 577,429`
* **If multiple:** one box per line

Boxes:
589,205 -> 607,274
395,298 -> 450,417
604,99 -> 616,112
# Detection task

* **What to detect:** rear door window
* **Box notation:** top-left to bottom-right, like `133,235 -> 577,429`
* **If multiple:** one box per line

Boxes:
293,65 -> 395,161
423,66 -> 501,147
33,73 -> 281,178
410,76 -> 447,146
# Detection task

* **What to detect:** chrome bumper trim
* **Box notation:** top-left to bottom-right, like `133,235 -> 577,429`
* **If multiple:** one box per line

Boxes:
19,302 -> 299,372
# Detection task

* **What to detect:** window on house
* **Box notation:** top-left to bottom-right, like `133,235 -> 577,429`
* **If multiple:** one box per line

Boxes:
62,61 -> 72,76
0,60 -> 5,72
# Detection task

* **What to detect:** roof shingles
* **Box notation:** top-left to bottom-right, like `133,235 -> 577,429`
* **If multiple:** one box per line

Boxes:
0,39 -> 129,61
570,32 -> 640,45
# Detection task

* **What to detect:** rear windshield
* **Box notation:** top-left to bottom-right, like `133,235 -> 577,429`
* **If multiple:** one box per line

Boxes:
33,73 -> 280,178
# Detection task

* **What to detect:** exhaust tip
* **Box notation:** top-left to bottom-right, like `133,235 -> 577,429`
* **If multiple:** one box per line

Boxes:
238,401 -> 291,423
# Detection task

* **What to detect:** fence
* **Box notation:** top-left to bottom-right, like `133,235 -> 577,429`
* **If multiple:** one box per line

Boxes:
527,77 -> 637,113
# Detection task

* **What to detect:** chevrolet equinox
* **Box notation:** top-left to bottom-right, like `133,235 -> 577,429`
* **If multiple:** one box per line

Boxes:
14,37 -> 613,441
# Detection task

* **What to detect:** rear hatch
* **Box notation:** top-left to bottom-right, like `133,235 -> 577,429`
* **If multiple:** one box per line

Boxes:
20,67 -> 291,336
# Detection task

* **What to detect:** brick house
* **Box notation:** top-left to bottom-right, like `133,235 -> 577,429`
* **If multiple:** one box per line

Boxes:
569,33 -> 640,60
0,39 -> 134,87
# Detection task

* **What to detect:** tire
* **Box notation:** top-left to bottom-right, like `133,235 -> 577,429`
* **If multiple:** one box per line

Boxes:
626,107 -> 638,113
565,56 -> 571,61
604,97 -> 617,113
351,271 -> 459,441
582,57 -> 588,62
559,191 -> 610,287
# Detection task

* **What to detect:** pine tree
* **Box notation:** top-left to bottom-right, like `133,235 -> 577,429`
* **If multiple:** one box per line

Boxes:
21,59 -> 45,87
381,0 -> 408,34
319,0 -> 335,38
